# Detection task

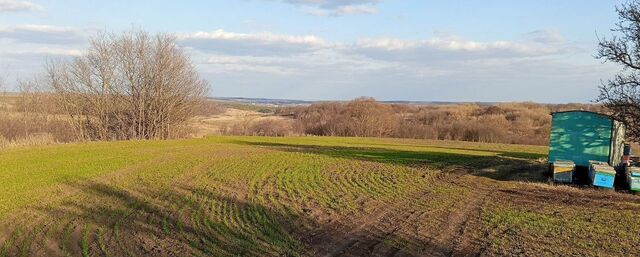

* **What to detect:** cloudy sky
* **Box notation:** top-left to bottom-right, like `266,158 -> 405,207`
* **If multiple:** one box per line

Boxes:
0,0 -> 627,102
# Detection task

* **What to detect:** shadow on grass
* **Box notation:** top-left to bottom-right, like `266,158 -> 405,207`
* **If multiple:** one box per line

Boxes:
320,140 -> 548,160
0,181 -> 474,257
230,139 -> 547,183
1,182 -> 303,257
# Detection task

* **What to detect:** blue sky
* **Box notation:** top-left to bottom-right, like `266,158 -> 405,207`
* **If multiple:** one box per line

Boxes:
0,0 -> 627,102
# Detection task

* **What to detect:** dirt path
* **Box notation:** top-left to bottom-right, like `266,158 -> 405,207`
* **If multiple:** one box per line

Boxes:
304,188 -> 432,257
427,181 -> 489,257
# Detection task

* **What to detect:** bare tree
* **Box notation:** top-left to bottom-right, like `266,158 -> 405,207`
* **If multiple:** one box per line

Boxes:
47,30 -> 208,141
597,1 -> 640,141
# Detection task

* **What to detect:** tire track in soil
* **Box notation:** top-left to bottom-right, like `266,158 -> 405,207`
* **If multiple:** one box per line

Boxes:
424,180 -> 489,257
304,199 -> 408,257
304,172 -> 475,257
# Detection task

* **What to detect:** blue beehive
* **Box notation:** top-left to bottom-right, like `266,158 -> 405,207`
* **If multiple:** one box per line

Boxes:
589,161 -> 616,189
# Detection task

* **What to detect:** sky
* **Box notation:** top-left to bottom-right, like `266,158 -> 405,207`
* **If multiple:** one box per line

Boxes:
0,0 -> 629,103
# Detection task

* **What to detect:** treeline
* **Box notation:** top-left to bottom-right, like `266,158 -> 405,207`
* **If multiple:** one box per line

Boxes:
0,91 -> 224,145
275,97 -> 603,145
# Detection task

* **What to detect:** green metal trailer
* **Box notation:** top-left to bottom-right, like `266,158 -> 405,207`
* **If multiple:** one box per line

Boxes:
548,111 -> 626,183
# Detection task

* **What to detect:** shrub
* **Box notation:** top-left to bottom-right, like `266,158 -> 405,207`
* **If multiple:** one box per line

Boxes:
0,133 -> 56,149
276,98 -> 600,145
224,118 -> 294,137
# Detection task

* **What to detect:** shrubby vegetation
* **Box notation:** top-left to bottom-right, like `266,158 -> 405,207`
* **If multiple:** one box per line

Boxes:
223,118 -> 294,137
0,88 -> 604,147
0,81 -> 76,147
46,30 -> 208,141
0,30 -> 210,147
277,97 -> 603,145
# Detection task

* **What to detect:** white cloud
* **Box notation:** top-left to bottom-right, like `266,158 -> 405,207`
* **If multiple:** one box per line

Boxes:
0,24 -> 608,102
525,29 -> 566,44
0,0 -> 43,12
355,37 -> 548,54
204,55 -> 300,75
180,29 -> 325,46
350,36 -> 569,63
280,0 -> 381,16
0,24 -> 86,44
0,24 -> 86,87
183,28 -> 606,102
202,48 -> 393,75
0,47 -> 82,57
334,5 -> 377,15
284,0 -> 380,8
0,44 -> 83,88
178,29 -> 327,56
305,4 -> 378,16
179,29 -> 577,82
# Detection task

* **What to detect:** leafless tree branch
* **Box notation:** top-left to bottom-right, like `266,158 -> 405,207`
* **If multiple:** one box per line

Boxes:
46,30 -> 208,141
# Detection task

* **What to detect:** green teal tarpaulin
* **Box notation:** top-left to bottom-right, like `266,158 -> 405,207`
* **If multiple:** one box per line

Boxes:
548,111 -> 625,167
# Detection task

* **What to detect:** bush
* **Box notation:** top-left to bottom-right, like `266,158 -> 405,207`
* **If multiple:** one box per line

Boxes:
0,113 -> 76,143
257,108 -> 273,114
224,118 -> 294,137
276,99 -> 600,145
47,30 -> 208,141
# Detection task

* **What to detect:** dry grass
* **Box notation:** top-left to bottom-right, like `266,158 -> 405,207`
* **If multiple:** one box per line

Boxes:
0,93 -> 76,143
0,95 -> 229,143
0,133 -> 56,149
223,117 -> 295,136
188,108 -> 295,137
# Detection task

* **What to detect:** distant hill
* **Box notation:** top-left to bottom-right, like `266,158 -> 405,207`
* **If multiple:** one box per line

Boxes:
211,97 -> 313,106
211,97 -> 497,107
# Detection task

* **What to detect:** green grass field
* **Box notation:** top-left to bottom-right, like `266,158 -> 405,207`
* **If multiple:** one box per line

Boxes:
0,136 -> 639,256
